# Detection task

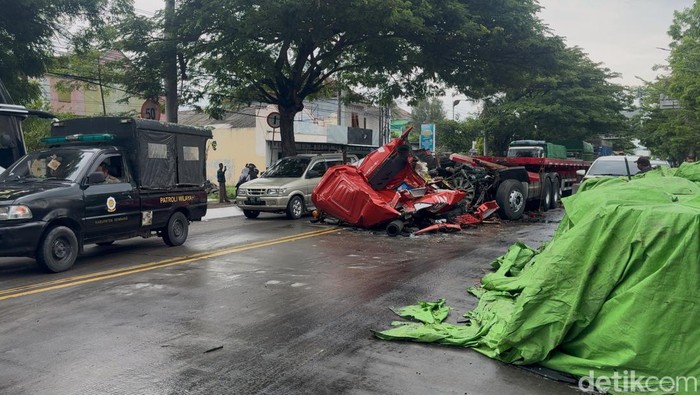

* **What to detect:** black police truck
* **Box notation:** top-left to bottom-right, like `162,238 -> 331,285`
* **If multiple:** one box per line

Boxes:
0,117 -> 212,272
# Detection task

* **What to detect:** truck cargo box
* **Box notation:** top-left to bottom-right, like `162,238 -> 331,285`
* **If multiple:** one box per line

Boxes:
51,117 -> 212,189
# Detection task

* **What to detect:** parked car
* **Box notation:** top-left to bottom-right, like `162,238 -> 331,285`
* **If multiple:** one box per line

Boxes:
572,156 -> 671,193
235,153 -> 357,219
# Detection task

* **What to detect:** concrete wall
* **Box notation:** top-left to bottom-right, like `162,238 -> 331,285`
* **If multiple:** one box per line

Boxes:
205,125 -> 264,184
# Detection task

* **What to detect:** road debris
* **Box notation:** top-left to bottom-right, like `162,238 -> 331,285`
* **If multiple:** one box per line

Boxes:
203,345 -> 224,354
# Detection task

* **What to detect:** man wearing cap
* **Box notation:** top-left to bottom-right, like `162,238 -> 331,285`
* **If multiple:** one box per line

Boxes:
635,156 -> 652,173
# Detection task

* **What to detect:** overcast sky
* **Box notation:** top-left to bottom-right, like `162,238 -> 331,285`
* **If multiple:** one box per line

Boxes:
538,0 -> 693,85
133,0 -> 695,115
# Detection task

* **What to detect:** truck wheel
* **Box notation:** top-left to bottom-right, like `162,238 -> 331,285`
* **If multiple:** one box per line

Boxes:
36,226 -> 79,273
496,179 -> 526,220
243,210 -> 260,219
163,212 -> 189,246
550,176 -> 561,209
386,220 -> 405,237
286,196 -> 305,220
541,178 -> 551,212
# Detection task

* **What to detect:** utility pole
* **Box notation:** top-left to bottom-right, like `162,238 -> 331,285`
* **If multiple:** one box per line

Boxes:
164,0 -> 178,123
337,86 -> 342,126
97,55 -> 107,115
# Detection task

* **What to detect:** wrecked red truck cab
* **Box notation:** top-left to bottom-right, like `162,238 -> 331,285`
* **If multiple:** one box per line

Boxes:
312,128 -> 496,235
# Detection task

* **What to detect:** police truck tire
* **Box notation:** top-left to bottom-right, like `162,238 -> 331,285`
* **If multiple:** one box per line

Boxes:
286,196 -> 305,220
163,212 -> 189,246
243,210 -> 260,219
496,179 -> 526,220
37,226 -> 79,273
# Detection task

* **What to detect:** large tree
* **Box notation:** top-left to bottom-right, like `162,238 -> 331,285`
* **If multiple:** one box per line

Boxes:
176,0 -> 557,156
0,0 -> 130,104
411,98 -> 447,128
636,2 -> 700,161
476,44 -> 632,155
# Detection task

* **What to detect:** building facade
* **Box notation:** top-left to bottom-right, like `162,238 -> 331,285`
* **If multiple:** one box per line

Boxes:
179,100 -> 388,184
40,51 -> 160,118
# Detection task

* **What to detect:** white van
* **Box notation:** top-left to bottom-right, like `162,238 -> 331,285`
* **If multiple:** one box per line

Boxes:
235,153 -> 357,219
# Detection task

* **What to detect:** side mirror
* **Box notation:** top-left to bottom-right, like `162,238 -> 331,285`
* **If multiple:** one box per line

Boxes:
576,169 -> 586,177
87,171 -> 106,184
306,170 -> 321,179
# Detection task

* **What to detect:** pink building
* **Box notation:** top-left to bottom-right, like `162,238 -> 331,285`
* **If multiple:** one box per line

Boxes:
41,51 -> 163,118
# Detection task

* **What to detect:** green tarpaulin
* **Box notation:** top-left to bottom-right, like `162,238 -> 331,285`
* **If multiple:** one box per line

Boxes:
376,162 -> 700,394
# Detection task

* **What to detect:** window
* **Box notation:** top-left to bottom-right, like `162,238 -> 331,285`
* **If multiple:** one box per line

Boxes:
96,155 -> 126,182
308,161 -> 327,176
264,157 -> 311,178
57,90 -> 71,103
183,146 -> 199,161
351,112 -> 359,128
326,160 -> 344,169
148,143 -> 168,159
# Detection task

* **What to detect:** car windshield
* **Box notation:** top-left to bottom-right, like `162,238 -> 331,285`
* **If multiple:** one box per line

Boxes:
587,158 -> 670,177
263,157 -> 311,178
587,159 -> 639,177
0,148 -> 95,183
507,147 -> 543,158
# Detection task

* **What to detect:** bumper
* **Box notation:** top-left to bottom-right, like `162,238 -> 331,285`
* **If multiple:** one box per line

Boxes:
235,195 -> 289,211
0,221 -> 46,257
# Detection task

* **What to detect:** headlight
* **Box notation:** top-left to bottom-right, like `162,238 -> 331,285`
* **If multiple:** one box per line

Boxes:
0,205 -> 33,220
237,188 -> 247,196
267,188 -> 287,196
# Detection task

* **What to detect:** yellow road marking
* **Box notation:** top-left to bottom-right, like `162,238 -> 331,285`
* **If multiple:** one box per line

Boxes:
0,227 -> 340,301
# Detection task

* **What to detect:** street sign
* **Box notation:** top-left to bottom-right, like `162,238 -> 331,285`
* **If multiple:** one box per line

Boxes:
140,99 -> 161,121
267,111 -> 281,128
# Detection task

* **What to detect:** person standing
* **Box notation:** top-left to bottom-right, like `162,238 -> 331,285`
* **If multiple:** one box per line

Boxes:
248,163 -> 259,180
635,156 -> 652,173
217,163 -> 231,203
235,164 -> 251,197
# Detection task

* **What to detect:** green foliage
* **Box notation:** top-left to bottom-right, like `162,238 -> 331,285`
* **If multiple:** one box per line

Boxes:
477,44 -> 632,154
411,98 -> 446,127
636,3 -> 700,162
173,0 -> 556,156
0,0 -> 131,104
20,100 -> 79,152
434,118 -> 483,154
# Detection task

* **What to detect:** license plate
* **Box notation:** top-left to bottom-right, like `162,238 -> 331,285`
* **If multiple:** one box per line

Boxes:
245,197 -> 265,206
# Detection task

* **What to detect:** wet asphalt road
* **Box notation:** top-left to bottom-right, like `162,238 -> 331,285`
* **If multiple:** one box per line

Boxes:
0,209 -> 581,395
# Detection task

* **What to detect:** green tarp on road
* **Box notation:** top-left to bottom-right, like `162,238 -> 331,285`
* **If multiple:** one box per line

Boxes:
376,162 -> 700,394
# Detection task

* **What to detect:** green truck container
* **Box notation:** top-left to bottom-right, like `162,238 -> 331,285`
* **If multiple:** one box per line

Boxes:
552,140 -> 596,161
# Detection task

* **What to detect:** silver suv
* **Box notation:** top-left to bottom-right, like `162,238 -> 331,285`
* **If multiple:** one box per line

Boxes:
236,153 -> 357,219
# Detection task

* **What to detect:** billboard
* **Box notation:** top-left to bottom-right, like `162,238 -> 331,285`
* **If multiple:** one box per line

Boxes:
419,123 -> 435,152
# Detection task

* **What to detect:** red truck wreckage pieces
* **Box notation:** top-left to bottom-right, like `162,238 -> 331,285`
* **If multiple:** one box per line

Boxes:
311,127 -> 500,236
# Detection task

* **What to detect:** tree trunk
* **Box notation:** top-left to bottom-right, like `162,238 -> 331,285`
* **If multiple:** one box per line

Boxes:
278,105 -> 299,157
